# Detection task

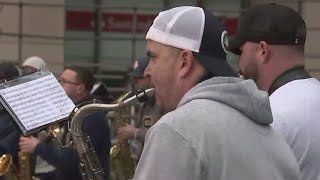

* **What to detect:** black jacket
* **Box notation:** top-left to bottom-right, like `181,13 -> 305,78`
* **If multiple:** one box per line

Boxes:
0,105 -> 20,163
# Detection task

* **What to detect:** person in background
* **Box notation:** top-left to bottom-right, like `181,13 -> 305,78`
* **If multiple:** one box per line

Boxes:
18,56 -> 52,180
117,57 -> 162,161
90,80 -> 114,104
228,3 -> 320,180
0,63 -> 21,153
0,63 -> 22,180
21,56 -> 48,74
19,66 -> 111,180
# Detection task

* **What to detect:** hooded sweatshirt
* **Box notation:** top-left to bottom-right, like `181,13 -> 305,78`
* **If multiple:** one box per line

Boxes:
133,77 -> 300,180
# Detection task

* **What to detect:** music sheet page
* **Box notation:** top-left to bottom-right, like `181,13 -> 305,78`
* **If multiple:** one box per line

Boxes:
0,74 -> 75,131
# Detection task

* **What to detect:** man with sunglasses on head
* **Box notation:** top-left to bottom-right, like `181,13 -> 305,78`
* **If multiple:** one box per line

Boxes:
229,3 -> 320,180
19,66 -> 111,180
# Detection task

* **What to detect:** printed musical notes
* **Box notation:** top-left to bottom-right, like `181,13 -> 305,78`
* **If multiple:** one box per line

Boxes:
0,74 -> 75,131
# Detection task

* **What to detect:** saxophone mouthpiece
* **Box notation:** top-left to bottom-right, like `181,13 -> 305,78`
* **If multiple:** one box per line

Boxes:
122,88 -> 155,105
136,88 -> 155,103
141,88 -> 155,97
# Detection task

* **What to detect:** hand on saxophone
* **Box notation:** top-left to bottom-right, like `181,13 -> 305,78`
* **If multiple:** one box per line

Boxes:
19,135 -> 40,154
117,123 -> 137,142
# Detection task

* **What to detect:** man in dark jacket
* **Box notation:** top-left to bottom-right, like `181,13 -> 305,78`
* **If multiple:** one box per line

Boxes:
19,66 -> 111,180
0,63 -> 22,180
0,63 -> 21,162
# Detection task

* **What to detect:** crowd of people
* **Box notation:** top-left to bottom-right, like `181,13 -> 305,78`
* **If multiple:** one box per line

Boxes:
0,3 -> 319,180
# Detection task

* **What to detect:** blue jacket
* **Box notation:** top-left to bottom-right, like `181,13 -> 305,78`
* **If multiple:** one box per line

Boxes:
35,97 -> 111,180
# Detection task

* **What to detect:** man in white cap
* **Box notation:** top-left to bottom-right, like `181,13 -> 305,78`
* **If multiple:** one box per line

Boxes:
22,56 -> 48,74
132,6 -> 300,180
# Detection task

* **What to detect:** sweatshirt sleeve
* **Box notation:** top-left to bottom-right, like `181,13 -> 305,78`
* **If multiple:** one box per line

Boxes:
133,123 -> 201,180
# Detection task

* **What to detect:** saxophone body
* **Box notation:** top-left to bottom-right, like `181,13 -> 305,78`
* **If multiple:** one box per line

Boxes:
109,92 -> 135,180
0,152 -> 32,180
69,89 -> 154,180
17,152 -> 32,180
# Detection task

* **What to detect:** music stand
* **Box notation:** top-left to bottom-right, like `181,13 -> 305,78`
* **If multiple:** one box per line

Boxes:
0,70 -> 75,136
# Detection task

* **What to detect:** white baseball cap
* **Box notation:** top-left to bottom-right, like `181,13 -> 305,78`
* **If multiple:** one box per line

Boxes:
22,56 -> 48,70
146,6 -> 237,77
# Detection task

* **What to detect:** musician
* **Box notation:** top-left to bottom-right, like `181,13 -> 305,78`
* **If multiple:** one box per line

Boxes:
90,80 -> 114,104
0,63 -> 22,169
228,3 -> 320,180
117,57 -> 162,161
132,6 -> 300,180
21,56 -> 48,74
19,66 -> 111,180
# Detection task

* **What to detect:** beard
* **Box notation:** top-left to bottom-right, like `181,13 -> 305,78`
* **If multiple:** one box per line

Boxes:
239,62 -> 258,82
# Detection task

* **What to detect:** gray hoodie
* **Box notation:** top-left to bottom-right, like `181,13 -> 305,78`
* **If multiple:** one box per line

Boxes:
133,77 -> 300,180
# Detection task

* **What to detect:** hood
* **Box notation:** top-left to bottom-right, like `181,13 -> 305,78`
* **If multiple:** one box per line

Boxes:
178,77 -> 272,125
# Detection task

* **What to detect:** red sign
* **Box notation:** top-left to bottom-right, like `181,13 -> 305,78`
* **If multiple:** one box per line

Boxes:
103,13 -> 156,33
66,11 -> 238,35
66,11 -> 94,31
66,11 -> 156,33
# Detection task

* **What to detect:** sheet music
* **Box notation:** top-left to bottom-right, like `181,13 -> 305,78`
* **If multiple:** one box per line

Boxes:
0,74 -> 75,131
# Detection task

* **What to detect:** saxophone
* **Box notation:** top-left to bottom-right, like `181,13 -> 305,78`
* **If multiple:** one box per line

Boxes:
0,154 -> 17,180
109,92 -> 136,180
0,152 -> 32,180
18,152 -> 32,180
69,88 -> 154,180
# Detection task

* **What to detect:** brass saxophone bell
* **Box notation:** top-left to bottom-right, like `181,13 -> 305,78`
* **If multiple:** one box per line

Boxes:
0,154 -> 12,175
0,153 -> 23,180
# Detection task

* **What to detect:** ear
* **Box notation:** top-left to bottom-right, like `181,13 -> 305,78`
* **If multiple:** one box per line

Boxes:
178,50 -> 194,78
257,41 -> 270,64
76,83 -> 86,94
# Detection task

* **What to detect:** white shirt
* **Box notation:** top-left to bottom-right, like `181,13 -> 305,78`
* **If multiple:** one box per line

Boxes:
270,78 -> 320,180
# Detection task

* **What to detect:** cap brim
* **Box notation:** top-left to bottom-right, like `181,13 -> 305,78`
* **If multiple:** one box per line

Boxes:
228,32 -> 245,55
193,53 -> 238,77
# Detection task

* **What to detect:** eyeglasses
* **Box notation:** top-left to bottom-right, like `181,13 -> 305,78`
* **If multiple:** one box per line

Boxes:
58,79 -> 81,85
